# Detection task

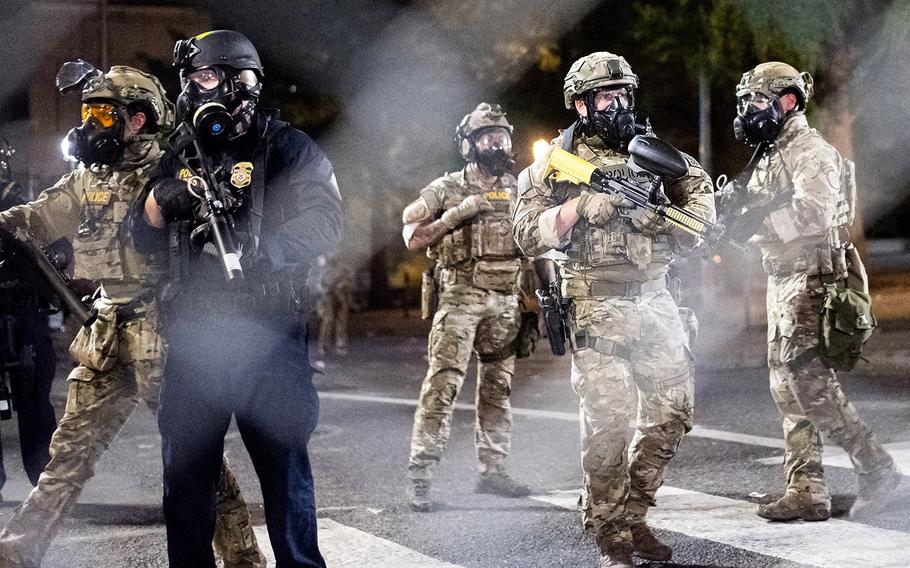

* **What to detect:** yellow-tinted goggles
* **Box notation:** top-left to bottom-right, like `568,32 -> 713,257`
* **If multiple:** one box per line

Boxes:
81,103 -> 119,128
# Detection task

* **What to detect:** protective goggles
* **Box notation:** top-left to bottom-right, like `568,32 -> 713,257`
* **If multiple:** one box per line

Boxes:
81,103 -> 120,128
737,92 -> 773,115
185,67 -> 259,91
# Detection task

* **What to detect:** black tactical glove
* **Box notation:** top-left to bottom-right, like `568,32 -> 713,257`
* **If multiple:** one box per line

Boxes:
153,178 -> 197,222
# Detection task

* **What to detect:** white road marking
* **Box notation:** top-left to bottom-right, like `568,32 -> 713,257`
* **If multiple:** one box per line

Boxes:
756,441 -> 910,472
533,487 -> 910,568
320,392 -> 788,448
254,520 -> 462,567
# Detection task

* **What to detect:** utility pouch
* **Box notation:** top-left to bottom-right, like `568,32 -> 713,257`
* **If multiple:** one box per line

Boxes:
68,299 -> 119,372
818,245 -> 875,372
420,269 -> 438,320
472,260 -> 521,293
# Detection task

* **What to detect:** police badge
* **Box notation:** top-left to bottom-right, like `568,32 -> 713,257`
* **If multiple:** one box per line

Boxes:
230,161 -> 254,188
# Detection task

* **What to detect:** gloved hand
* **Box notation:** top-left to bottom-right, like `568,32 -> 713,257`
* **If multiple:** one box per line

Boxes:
440,195 -> 494,229
631,209 -> 673,235
152,178 -> 197,222
664,180 -> 691,207
575,192 -> 633,226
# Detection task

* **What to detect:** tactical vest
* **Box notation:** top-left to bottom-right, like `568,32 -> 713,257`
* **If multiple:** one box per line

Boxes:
71,161 -> 165,289
428,170 -> 522,292
562,147 -> 673,272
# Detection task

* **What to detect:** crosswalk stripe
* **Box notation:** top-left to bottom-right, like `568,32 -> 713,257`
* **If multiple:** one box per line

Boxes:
532,487 -> 910,568
755,441 -> 910,472
254,520 -> 462,567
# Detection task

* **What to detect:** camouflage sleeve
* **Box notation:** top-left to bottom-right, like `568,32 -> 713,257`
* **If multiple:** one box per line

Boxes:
401,177 -> 449,246
0,171 -> 82,244
511,139 -> 570,257
668,155 -> 716,250
766,141 -> 842,242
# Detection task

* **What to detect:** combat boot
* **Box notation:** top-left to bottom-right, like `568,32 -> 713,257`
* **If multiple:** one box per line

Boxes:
409,479 -> 431,512
475,471 -> 531,497
596,539 -> 634,568
757,489 -> 831,521
630,521 -> 672,561
850,465 -> 902,519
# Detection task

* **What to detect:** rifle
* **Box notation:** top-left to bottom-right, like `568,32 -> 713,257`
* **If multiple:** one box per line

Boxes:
714,142 -> 794,244
0,226 -> 95,326
533,257 -> 574,356
167,129 -> 244,283
546,135 -> 748,254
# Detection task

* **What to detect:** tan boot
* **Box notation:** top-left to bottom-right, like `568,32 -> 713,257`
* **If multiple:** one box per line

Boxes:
850,465 -> 902,519
409,479 -> 431,513
757,489 -> 831,521
630,521 -> 671,561
597,539 -> 634,568
475,471 -> 531,497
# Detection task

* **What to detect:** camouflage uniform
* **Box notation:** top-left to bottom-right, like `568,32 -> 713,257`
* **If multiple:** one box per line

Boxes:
733,63 -> 894,515
0,66 -> 262,568
511,54 -> 714,555
316,260 -> 356,355
407,166 -> 523,480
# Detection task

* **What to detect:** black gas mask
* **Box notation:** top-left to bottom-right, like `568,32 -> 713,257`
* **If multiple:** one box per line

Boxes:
734,92 -> 786,146
65,102 -> 126,166
582,87 -> 639,150
177,66 -> 261,145
473,127 -> 515,177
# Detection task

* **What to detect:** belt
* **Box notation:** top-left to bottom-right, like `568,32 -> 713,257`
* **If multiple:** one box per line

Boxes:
563,275 -> 668,298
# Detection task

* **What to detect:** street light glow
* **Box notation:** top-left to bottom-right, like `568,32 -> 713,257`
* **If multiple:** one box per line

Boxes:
532,139 -> 550,162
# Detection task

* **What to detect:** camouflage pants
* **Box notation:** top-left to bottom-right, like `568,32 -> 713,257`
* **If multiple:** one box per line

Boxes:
0,306 -> 263,568
317,295 -> 350,353
408,283 -> 519,480
571,290 -> 693,543
767,274 -> 892,501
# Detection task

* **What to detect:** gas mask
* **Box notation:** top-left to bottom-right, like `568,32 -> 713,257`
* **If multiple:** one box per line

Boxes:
177,66 -> 261,145
734,92 -> 785,146
582,87 -> 638,150
473,127 -> 515,177
65,102 -> 126,166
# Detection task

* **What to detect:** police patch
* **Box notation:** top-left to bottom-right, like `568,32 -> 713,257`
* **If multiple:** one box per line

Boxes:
178,168 -> 192,181
230,162 -> 254,189
483,190 -> 510,201
81,190 -> 111,205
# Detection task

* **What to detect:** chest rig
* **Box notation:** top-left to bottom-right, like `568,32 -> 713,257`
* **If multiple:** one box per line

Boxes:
561,141 -> 672,272
72,164 -> 164,284
431,171 -> 520,268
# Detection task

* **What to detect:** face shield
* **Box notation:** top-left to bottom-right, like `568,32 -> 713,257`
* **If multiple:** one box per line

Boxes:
472,127 -> 515,177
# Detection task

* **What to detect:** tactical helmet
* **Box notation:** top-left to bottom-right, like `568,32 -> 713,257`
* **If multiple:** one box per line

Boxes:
455,103 -> 513,161
736,61 -> 813,109
173,30 -> 264,78
56,61 -> 175,132
563,52 -> 638,109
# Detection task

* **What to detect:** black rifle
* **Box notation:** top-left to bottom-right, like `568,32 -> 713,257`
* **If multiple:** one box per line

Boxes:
166,129 -> 245,283
547,135 -> 748,254
534,258 -> 574,356
714,142 -> 794,244
0,226 -> 95,326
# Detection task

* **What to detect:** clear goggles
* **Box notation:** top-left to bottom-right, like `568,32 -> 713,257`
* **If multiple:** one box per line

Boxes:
186,67 -> 259,91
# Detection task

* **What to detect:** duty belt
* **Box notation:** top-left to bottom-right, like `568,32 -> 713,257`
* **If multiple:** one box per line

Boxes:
562,275 -> 668,298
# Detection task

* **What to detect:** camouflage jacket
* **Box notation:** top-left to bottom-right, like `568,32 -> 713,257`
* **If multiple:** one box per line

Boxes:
512,131 -> 714,291
745,114 -> 853,273
0,142 -> 165,303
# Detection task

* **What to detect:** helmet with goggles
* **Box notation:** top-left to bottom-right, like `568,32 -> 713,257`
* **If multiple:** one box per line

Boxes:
563,52 -> 638,110
173,30 -> 264,144
736,61 -> 813,110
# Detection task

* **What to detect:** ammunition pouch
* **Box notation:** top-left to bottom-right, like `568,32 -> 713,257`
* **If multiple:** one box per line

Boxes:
472,259 -> 521,293
818,245 -> 875,372
420,269 -> 438,320
68,298 -> 119,372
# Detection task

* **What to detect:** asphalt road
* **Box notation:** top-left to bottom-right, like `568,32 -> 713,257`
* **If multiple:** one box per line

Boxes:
0,321 -> 908,568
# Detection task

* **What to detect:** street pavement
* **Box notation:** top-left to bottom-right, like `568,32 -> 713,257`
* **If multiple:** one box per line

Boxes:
0,313 -> 908,568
